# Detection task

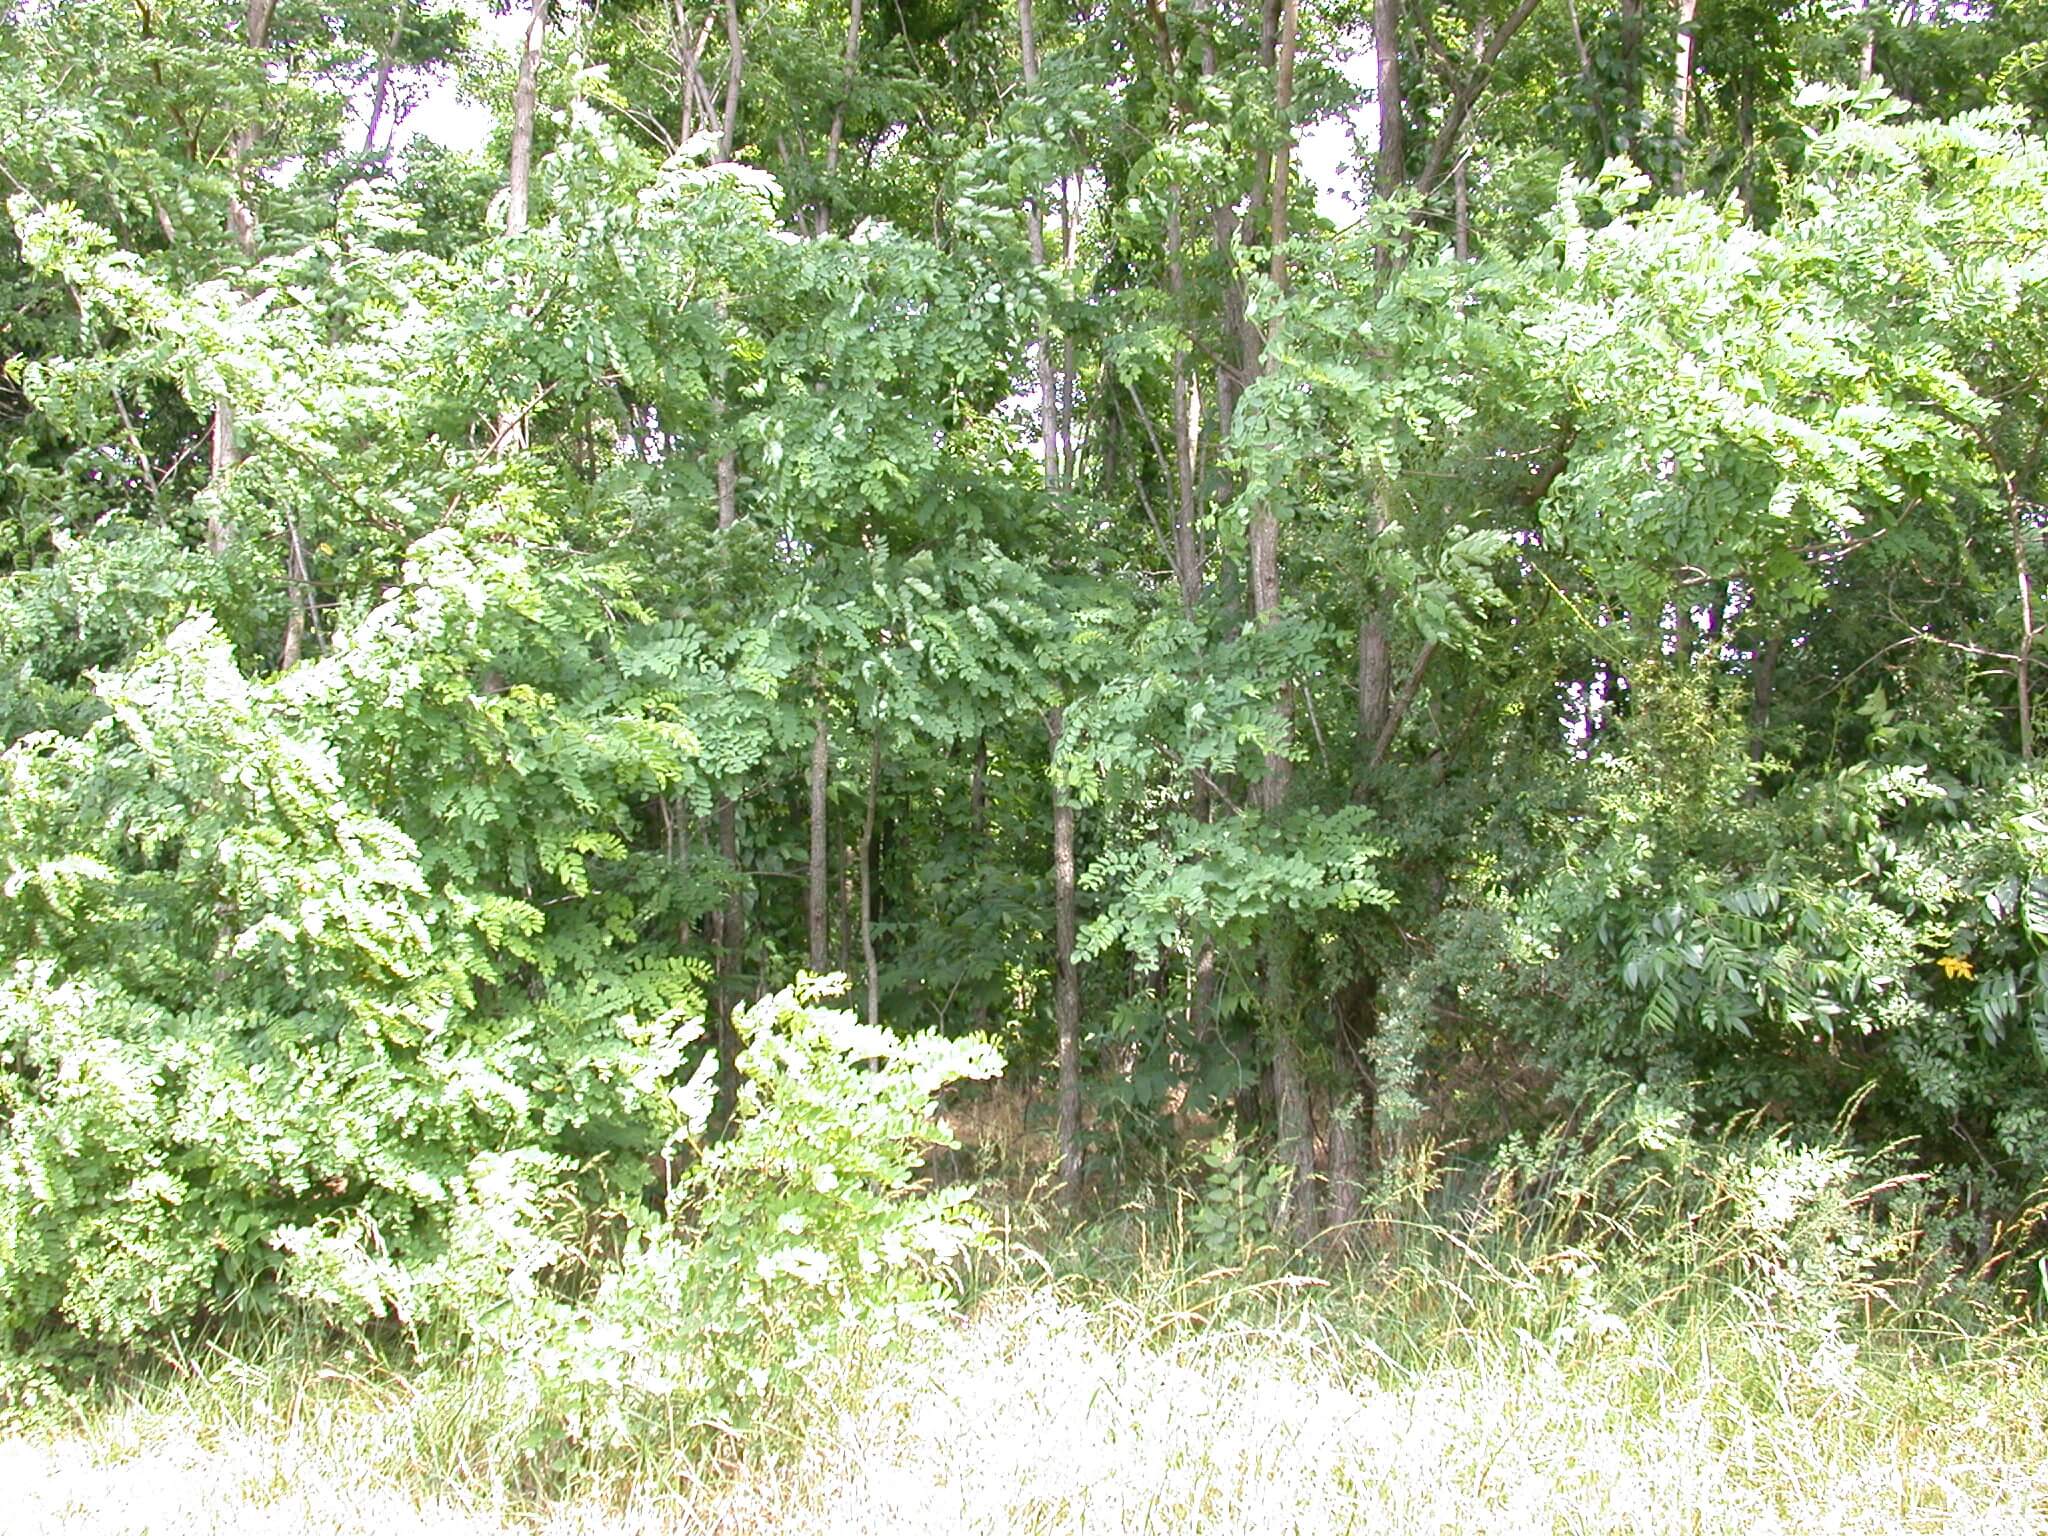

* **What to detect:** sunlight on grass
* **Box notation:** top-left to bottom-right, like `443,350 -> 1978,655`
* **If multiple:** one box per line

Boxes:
9,1123 -> 2048,1535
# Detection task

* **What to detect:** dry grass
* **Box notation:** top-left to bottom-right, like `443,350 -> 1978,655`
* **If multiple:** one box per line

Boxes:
11,1277 -> 2046,1536
9,1126 -> 2048,1535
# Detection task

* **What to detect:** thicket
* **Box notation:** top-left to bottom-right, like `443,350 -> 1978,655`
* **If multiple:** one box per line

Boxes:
3,0 -> 2048,1458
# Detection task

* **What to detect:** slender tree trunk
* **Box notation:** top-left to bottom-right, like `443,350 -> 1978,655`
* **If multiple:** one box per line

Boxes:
280,515 -> 316,669
1202,0 -> 1243,444
1325,975 -> 1375,1252
715,794 -> 742,1122
1327,1092 -> 1364,1244
970,736 -> 991,1033
837,843 -> 855,977
362,0 -> 407,155
819,0 -> 863,232
1673,0 -> 1698,193
1362,0 -> 1402,751
491,0 -> 551,459
206,0 -> 277,559
1161,178 -> 1208,612
2013,487 -> 2038,762
1058,182 -> 1079,482
206,404 -> 236,556
1170,358 -> 1204,610
505,0 -> 548,237
1165,170 -> 1217,1058
672,2 -> 724,144
1374,0 -> 1403,200
1022,0 -> 1082,1200
1050,707 -> 1083,1205
1252,0 -> 1318,1242
713,403 -> 744,1121
719,0 -> 743,160
1358,614 -> 1390,764
1736,94 -> 1758,222
673,0 -> 697,143
1018,0 -> 1060,487
860,733 -> 882,1029
1272,1025 -> 1316,1236
1749,630 -> 1783,764
225,0 -> 276,256
1620,0 -> 1644,162
1453,156 -> 1471,258
809,700 -> 831,969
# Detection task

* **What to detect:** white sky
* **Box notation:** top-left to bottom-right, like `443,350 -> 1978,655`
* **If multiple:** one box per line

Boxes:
394,2 -> 524,153
1298,34 -> 1379,225
397,2 -> 1373,220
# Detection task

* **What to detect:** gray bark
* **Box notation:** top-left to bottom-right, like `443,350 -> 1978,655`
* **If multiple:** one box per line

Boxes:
505,0 -> 549,237
719,0 -> 743,161
861,733 -> 881,1029
809,702 -> 831,969
1050,707 -> 1083,1205
819,0 -> 863,231
362,1 -> 406,154
1373,0 -> 1403,200
1673,0 -> 1699,191
1257,0 -> 1317,1242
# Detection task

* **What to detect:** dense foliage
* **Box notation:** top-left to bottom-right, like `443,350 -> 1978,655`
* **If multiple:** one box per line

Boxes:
3,0 -> 2047,1383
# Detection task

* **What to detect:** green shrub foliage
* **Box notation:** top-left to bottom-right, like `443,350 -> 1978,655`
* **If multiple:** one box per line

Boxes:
0,533 -> 713,1344
5,0 -> 2048,1346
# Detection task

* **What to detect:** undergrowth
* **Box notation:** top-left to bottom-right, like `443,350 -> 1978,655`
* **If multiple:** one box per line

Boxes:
7,1096 -> 2048,1534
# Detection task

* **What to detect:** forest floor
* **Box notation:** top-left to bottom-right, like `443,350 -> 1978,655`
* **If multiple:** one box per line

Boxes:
8,1121 -> 2048,1535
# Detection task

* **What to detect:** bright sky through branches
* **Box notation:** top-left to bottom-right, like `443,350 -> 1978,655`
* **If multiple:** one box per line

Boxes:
397,1 -> 1375,219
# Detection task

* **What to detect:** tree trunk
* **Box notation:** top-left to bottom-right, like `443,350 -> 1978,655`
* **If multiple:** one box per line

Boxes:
860,733 -> 882,1029
819,0 -> 863,232
1672,0 -> 1698,192
1327,1093 -> 1364,1244
280,514 -> 316,669
1273,1025 -> 1317,1238
2012,478 -> 2038,761
1022,0 -> 1083,1200
1373,0 -> 1403,200
225,0 -> 276,256
672,0 -> 698,143
1453,155 -> 1471,259
1358,613 -> 1390,761
362,0 -> 407,155
491,0 -> 551,458
206,0 -> 277,558
206,403 -> 236,556
809,700 -> 831,969
970,736 -> 991,1034
1050,706 -> 1083,1205
1619,0 -> 1644,162
1165,194 -> 1204,612
703,796 -> 743,1134
505,0 -> 549,238
1325,978 -> 1375,1251
1251,0 -> 1316,1241
837,843 -> 855,977
1749,630 -> 1783,764
712,396 -> 743,1122
719,0 -> 744,160
1018,0 -> 1060,488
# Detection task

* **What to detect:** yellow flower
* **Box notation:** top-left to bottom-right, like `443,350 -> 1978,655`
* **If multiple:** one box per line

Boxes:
1938,955 -> 1976,981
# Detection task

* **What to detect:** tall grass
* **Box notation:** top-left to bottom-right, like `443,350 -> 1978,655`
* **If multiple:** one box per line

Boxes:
8,1111 -> 2048,1534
